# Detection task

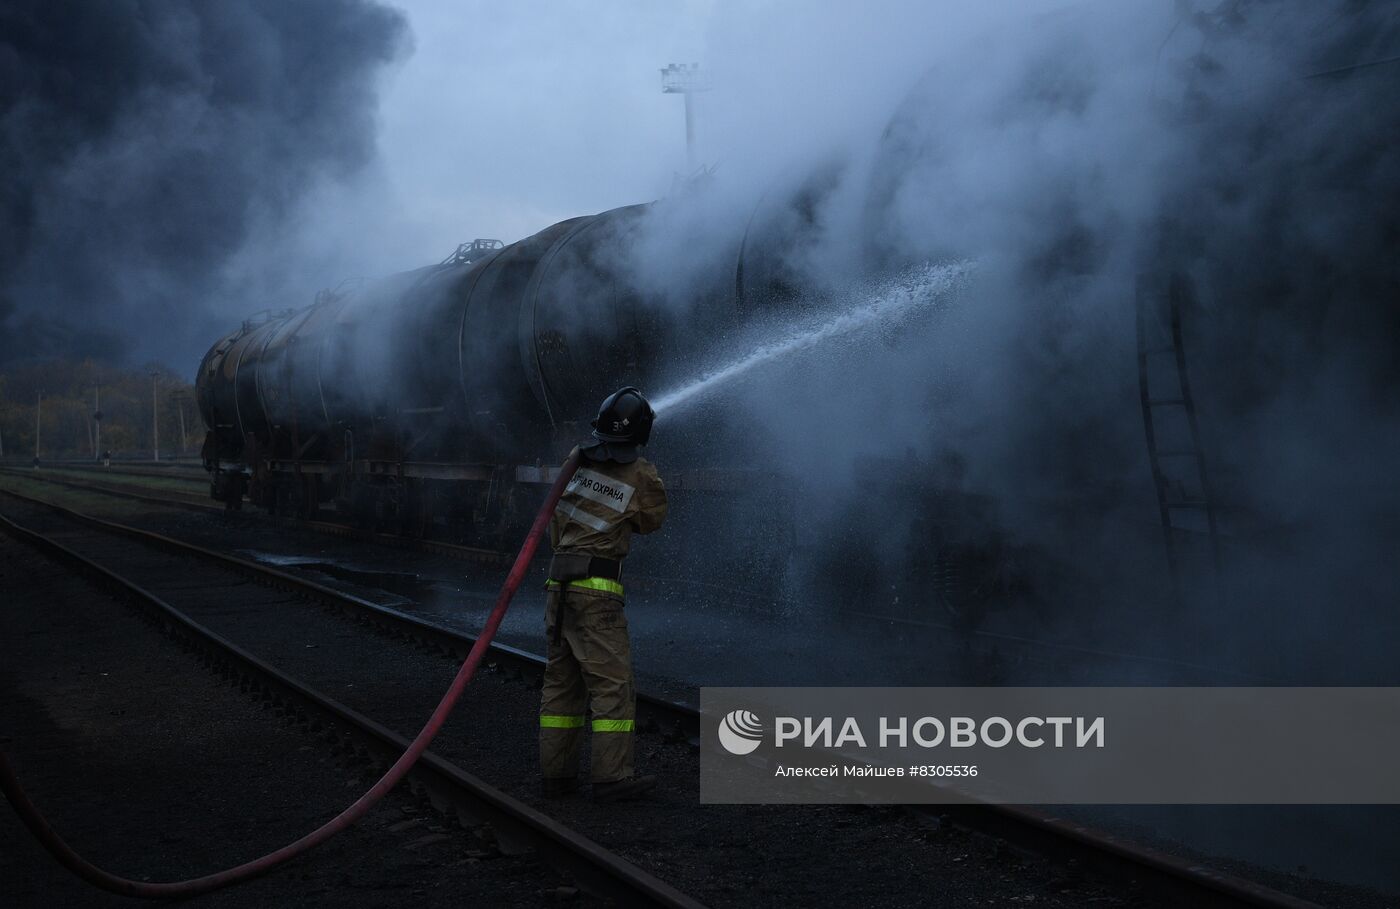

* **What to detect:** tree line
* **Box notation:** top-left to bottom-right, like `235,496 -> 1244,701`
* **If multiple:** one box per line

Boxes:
0,358 -> 198,462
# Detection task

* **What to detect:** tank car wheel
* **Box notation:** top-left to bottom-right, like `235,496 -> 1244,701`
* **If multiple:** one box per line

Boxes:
224,477 -> 245,512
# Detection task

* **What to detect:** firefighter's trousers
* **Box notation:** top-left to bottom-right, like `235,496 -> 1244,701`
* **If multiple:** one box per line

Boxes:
539,585 -> 635,783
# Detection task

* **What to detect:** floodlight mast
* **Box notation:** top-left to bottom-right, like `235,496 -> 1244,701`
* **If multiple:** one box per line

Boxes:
150,370 -> 160,462
661,63 -> 711,172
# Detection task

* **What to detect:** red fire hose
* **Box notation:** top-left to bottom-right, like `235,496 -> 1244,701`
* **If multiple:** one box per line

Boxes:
0,451 -> 581,899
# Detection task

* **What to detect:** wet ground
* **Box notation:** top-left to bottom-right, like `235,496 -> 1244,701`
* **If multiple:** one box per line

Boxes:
0,529 -> 588,909
1,494 -> 1146,909
4,472 -> 1399,902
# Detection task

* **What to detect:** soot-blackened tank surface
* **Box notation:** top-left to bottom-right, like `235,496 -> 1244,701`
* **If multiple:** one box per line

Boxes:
317,267 -> 444,443
231,325 -> 273,442
524,205 -> 658,426
456,215 -> 593,457
197,203 -> 693,466
195,326 -> 242,443
254,305 -> 329,440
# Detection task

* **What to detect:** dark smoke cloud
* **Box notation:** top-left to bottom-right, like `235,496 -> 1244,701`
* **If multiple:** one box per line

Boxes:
0,0 -> 408,369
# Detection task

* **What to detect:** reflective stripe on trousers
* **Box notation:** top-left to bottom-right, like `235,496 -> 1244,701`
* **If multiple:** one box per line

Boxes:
540,717 -> 633,732
591,718 -> 634,732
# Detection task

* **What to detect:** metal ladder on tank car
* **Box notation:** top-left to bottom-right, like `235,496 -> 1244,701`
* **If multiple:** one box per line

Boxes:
1135,272 -> 1223,607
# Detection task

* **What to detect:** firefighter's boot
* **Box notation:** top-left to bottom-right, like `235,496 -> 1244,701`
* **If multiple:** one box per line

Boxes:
592,774 -> 657,803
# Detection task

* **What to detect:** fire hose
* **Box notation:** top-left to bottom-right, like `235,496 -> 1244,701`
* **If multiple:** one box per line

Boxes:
0,450 -> 581,899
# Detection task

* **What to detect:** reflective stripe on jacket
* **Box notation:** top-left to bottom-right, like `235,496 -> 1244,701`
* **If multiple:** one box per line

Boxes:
548,446 -> 667,561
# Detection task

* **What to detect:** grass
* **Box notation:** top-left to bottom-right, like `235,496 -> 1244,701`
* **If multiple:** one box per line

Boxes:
0,472 -> 179,520
44,466 -> 207,494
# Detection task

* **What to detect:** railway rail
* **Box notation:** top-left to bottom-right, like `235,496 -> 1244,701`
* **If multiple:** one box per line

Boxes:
0,465 -> 513,566
0,488 -> 703,907
0,484 -> 1322,908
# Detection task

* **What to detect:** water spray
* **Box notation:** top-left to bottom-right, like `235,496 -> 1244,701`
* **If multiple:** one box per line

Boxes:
651,260 -> 975,416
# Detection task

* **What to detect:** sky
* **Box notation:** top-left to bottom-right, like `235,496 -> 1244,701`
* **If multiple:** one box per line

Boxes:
364,0 -> 713,257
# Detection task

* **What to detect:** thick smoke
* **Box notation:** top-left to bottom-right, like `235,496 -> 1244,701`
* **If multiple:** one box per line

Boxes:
626,0 -> 1399,679
0,0 -> 408,368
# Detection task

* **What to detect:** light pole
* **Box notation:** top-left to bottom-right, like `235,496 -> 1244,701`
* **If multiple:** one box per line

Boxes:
93,386 -> 102,459
150,370 -> 160,462
661,63 -> 711,173
174,391 -> 188,455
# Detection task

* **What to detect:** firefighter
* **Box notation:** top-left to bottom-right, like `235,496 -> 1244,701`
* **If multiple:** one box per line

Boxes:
540,386 -> 667,802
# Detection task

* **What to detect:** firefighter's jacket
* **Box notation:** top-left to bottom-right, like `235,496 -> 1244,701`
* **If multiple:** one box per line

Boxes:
549,447 -> 667,563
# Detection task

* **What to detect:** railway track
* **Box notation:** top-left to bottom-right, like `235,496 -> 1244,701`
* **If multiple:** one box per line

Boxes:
0,465 -> 513,566
2,465 -> 1284,684
0,485 -> 1323,908
0,466 -> 790,611
0,489 -> 703,907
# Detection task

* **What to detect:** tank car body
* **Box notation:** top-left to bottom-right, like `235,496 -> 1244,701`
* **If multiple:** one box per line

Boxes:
199,207 -> 657,470
196,204 -> 793,591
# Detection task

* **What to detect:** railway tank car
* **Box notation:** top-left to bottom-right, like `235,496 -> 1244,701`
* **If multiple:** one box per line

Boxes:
196,201 -> 792,592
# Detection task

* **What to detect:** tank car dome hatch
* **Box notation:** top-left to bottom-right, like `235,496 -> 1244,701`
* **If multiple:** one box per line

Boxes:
443,238 -> 505,265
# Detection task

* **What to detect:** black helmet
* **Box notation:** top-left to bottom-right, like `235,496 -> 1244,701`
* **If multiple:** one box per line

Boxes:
590,386 -> 654,446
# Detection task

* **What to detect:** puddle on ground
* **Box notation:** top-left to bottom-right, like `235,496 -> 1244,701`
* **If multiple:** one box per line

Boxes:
236,549 -> 469,606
